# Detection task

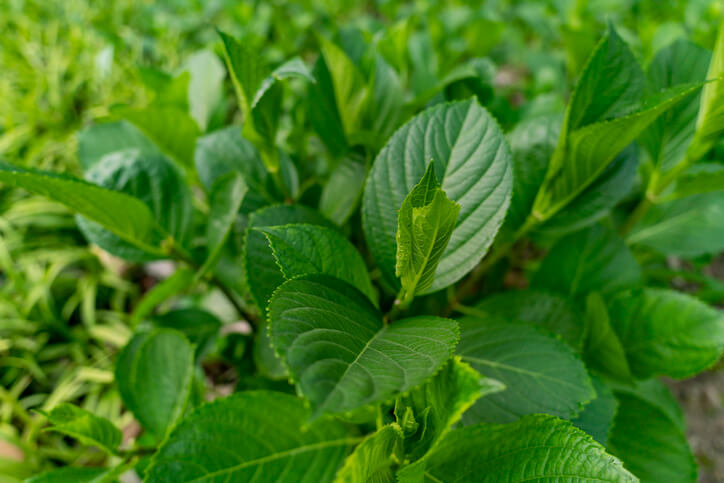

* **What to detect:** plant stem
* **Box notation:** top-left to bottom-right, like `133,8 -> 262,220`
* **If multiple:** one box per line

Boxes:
619,195 -> 653,236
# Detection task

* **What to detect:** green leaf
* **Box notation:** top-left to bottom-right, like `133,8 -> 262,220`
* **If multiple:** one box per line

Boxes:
26,466 -> 123,483
534,83 -> 702,219
198,172 -> 247,278
395,161 -> 461,298
42,404 -> 121,455
319,158 -> 366,225
583,293 -> 634,383
532,224 -> 641,298
566,25 -> 644,132
243,205 -> 334,310
268,275 -> 458,417
607,288 -> 724,379
113,105 -> 200,170
318,36 -> 369,137
184,50 -> 226,131
194,126 -> 279,212
258,224 -> 376,304
253,320 -> 287,380
77,150 -> 192,262
627,191 -> 724,256
151,308 -> 222,349
394,357 -> 504,461
457,319 -> 594,424
609,391 -> 697,483
308,55 -> 349,157
571,374 -> 618,445
0,161 -> 162,256
691,20 -> 724,159
669,162 -> 724,199
640,40 -> 710,173
115,330 -> 194,439
146,391 -> 357,483
370,54 -> 403,139
397,414 -> 636,483
334,424 -> 404,483
77,121 -> 161,171
130,268 -> 195,327
471,289 -> 584,350
363,99 -> 512,293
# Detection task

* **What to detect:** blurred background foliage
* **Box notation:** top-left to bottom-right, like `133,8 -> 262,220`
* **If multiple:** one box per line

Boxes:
1,0 -> 723,481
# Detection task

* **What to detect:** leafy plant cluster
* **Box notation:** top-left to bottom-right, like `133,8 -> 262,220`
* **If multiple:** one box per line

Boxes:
2,2 -> 724,482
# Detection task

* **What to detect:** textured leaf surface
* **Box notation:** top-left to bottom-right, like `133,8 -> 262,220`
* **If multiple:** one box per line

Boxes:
77,121 -> 162,171
115,330 -> 194,439
607,288 -> 724,379
458,319 -> 593,424
472,289 -> 584,349
146,391 -> 356,483
398,414 -> 636,483
609,391 -> 696,483
268,275 -> 458,417
244,205 -> 333,310
0,161 -> 161,256
77,150 -> 192,262
571,375 -> 618,445
627,191 -> 724,256
533,224 -> 641,297
394,357 -> 503,460
334,424 -> 403,483
692,20 -> 724,158
395,162 -> 460,297
363,99 -> 512,292
43,404 -> 121,454
259,224 -> 375,303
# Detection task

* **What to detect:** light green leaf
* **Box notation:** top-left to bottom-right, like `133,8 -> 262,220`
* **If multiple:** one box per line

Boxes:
258,224 -> 375,304
534,83 -> 702,219
457,319 -> 594,424
395,161 -> 461,298
363,99 -> 512,293
243,205 -> 334,310
146,391 -> 357,483
370,54 -> 402,139
394,357 -> 504,461
113,105 -> 200,170
334,424 -> 403,483
583,292 -> 634,384
627,191 -> 724,256
691,20 -> 724,159
318,36 -> 369,137
669,162 -> 724,199
319,157 -> 366,225
532,224 -> 641,298
571,374 -> 618,445
115,330 -> 194,439
0,161 -> 162,256
607,288 -> 724,379
42,404 -> 121,455
471,289 -> 584,350
77,150 -> 192,262
26,466 -> 124,483
397,414 -> 636,483
268,275 -> 458,418
609,391 -> 696,483
252,57 -> 315,109
640,40 -> 710,173
184,50 -> 226,131
217,30 -> 268,118
198,172 -> 247,278
76,121 -> 161,171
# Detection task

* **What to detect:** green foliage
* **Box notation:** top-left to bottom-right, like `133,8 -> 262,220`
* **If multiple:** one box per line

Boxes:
3,3 -> 724,482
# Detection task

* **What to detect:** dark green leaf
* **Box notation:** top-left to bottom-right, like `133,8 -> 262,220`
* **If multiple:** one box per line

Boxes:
669,162 -> 724,199
583,293 -> 634,384
115,330 -> 194,439
691,21 -> 724,159
268,275 -> 458,417
259,224 -> 375,303
146,391 -> 357,482
571,375 -> 618,445
319,158 -> 366,226
458,319 -> 594,424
